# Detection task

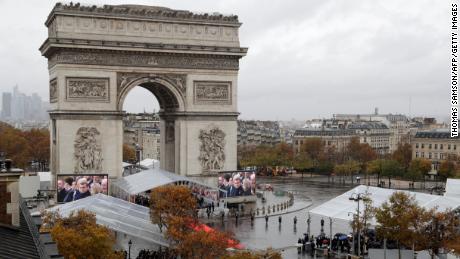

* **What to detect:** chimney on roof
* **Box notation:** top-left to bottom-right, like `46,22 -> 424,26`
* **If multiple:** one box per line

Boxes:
0,171 -> 21,228
0,153 -> 21,228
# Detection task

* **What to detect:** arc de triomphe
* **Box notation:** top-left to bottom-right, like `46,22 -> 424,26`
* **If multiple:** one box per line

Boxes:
40,3 -> 247,179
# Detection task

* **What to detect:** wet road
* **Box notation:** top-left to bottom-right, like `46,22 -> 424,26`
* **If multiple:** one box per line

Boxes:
211,176 -> 355,258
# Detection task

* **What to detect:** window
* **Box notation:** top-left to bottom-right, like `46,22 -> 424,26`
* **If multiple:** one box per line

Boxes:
416,152 -> 419,158
422,144 -> 425,148
441,144 -> 443,150
448,144 -> 451,150
434,153 -> 438,159
429,144 -> 432,149
416,143 -> 419,148
429,152 -> 432,159
421,152 -> 425,158
435,144 -> 437,149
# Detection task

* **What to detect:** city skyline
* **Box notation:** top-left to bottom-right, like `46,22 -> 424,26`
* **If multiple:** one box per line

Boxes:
0,0 -> 449,121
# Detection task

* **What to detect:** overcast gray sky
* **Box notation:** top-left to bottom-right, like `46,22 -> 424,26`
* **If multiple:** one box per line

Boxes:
0,0 -> 451,121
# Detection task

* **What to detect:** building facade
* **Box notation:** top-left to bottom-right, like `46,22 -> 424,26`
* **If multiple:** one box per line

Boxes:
412,131 -> 460,172
348,121 -> 390,155
237,120 -> 281,146
123,114 -> 161,161
292,128 -> 355,153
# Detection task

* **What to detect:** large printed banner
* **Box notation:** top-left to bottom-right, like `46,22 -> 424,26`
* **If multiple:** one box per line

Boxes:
56,174 -> 108,203
217,171 -> 256,198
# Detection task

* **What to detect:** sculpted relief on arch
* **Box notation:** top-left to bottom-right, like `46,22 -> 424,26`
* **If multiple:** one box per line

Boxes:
198,127 -> 226,172
117,72 -> 187,95
74,127 -> 103,174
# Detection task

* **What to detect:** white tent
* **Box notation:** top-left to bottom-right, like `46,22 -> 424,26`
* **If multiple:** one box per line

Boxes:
445,178 -> 460,198
47,193 -> 168,246
139,158 -> 159,169
310,185 -> 460,224
111,167 -> 217,198
122,162 -> 132,168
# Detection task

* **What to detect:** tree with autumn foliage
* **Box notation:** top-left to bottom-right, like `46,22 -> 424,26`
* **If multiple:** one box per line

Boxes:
271,142 -> 294,167
374,192 -> 427,259
150,185 -> 197,232
416,209 -> 460,258
150,185 -> 251,259
122,144 -> 136,162
375,192 -> 460,259
350,194 -> 374,237
43,210 -> 123,259
299,138 -> 324,161
334,160 -> 360,184
384,160 -> 404,187
345,137 -> 377,165
166,215 -> 235,259
438,159 -> 459,180
407,158 -> 431,184
0,122 -> 50,170
392,143 -> 412,172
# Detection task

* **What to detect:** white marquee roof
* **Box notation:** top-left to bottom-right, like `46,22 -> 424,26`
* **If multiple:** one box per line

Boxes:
140,158 -> 159,168
112,167 -> 216,196
310,185 -> 460,224
445,178 -> 460,198
122,162 -> 133,168
47,193 -> 168,246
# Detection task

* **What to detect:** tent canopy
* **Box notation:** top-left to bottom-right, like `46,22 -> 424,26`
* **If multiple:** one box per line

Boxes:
310,185 -> 460,224
47,193 -> 168,246
112,167 -> 217,196
140,158 -> 159,168
122,162 -> 132,168
445,178 -> 460,198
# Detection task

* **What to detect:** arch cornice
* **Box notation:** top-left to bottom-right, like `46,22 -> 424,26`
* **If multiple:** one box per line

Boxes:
117,72 -> 186,112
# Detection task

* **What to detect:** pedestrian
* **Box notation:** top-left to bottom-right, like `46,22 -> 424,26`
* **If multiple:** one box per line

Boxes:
265,214 -> 269,224
250,212 -> 255,222
294,216 -> 297,225
235,211 -> 239,222
211,202 -> 215,212
278,216 -> 282,224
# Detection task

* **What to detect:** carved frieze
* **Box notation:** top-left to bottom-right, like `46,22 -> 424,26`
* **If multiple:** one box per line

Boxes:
49,50 -> 240,71
74,127 -> 103,174
66,77 -> 110,102
117,72 -> 187,94
50,78 -> 58,103
198,127 -> 226,172
193,81 -> 232,105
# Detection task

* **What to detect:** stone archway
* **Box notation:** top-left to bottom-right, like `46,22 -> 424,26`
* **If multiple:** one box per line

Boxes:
41,3 -> 247,179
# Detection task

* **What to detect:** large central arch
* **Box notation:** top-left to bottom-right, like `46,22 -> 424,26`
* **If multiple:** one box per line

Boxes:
40,3 -> 247,179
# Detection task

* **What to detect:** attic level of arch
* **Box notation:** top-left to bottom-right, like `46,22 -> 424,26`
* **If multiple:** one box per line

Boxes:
41,46 -> 244,71
39,38 -> 248,58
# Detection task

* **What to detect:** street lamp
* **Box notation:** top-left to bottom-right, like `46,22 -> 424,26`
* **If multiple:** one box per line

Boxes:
135,144 -> 141,170
128,239 -> 132,259
349,193 -> 364,257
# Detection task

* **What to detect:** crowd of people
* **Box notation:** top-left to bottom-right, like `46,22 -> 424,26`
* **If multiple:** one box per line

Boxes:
190,185 -> 218,202
57,175 -> 108,203
218,172 -> 256,198
136,248 -> 175,259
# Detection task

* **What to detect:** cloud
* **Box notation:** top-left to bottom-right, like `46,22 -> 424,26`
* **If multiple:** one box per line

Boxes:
0,0 -> 450,121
